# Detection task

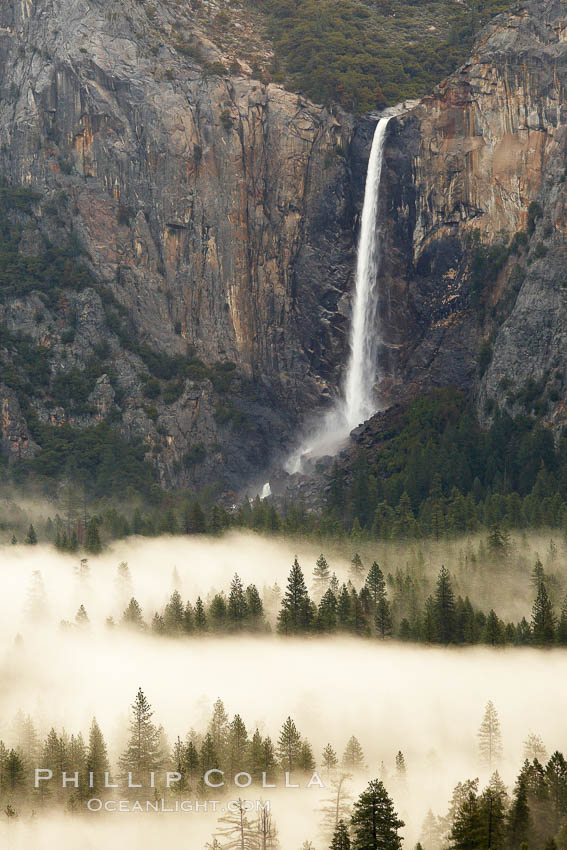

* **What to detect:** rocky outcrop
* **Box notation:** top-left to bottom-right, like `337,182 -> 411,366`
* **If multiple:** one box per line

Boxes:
372,0 -> 567,426
0,0 -> 359,489
0,385 -> 39,462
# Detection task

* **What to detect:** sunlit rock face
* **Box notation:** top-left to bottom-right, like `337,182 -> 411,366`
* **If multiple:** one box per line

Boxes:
376,0 -> 567,425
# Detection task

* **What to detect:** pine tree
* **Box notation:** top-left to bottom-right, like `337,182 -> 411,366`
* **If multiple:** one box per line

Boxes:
122,597 -> 145,630
395,751 -> 406,779
523,733 -> 548,764
478,701 -> 503,769
507,774 -> 531,849
164,590 -> 185,633
318,589 -> 338,632
277,558 -> 313,635
208,699 -> 229,769
245,584 -> 264,629
365,563 -> 385,611
531,580 -> 555,646
557,596 -> 567,646
25,524 -> 37,545
184,739 -> 200,788
313,554 -> 331,598
85,517 -> 102,554
487,525 -> 510,558
434,566 -> 455,644
478,772 -> 508,850
87,718 -> 110,794
195,596 -> 208,631
342,737 -> 365,771
545,751 -> 567,831
298,739 -> 316,772
228,574 -> 248,629
277,717 -> 302,774
184,601 -> 194,633
450,784 -> 482,850
337,584 -> 352,629
323,744 -> 338,774
331,820 -> 352,850
375,595 -> 393,639
119,688 -> 162,777
227,714 -> 249,780
350,553 -> 365,584
350,779 -> 404,850
420,809 -> 444,850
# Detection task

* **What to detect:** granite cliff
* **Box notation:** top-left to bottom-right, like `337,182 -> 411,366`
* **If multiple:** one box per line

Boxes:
0,0 -> 566,495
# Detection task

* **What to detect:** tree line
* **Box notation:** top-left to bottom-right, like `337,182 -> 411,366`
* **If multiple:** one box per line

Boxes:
48,550 -> 567,648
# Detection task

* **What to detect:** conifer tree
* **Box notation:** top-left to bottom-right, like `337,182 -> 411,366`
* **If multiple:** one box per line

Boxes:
350,779 -> 404,850
245,584 -> 264,629
87,718 -> 110,794
507,774 -> 531,849
434,566 -> 455,644
184,739 -> 200,787
228,574 -> 248,629
342,737 -> 365,771
195,596 -> 208,631
395,751 -> 406,779
208,699 -> 229,768
523,733 -> 548,764
318,589 -> 338,632
200,733 -> 218,776
365,563 -> 385,611
478,701 -> 503,769
25,524 -> 37,545
227,714 -> 249,780
350,554 -> 365,583
531,580 -> 555,646
277,717 -> 302,774
164,590 -> 185,633
322,744 -> 338,774
375,594 -> 393,639
277,558 -> 313,635
557,596 -> 567,646
85,517 -> 102,554
122,597 -> 145,630
313,554 -> 331,598
298,739 -> 316,772
119,688 -> 162,777
331,820 -> 352,850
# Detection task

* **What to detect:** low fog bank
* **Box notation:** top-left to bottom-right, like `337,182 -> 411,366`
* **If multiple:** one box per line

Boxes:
0,529 -> 563,635
1,632 -> 566,844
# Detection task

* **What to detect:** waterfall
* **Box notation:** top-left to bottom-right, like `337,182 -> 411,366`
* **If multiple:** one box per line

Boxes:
342,115 -> 390,430
286,116 -> 391,473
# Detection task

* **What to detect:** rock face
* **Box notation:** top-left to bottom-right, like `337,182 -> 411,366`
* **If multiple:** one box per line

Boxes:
373,0 -> 567,428
1,0 -> 566,493
0,0 -> 358,489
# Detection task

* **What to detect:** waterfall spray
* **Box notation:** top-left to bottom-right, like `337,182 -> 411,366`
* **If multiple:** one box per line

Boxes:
285,116 -> 391,473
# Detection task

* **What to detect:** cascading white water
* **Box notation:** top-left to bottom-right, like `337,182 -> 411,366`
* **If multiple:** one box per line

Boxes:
342,115 -> 390,430
285,116 -> 391,473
